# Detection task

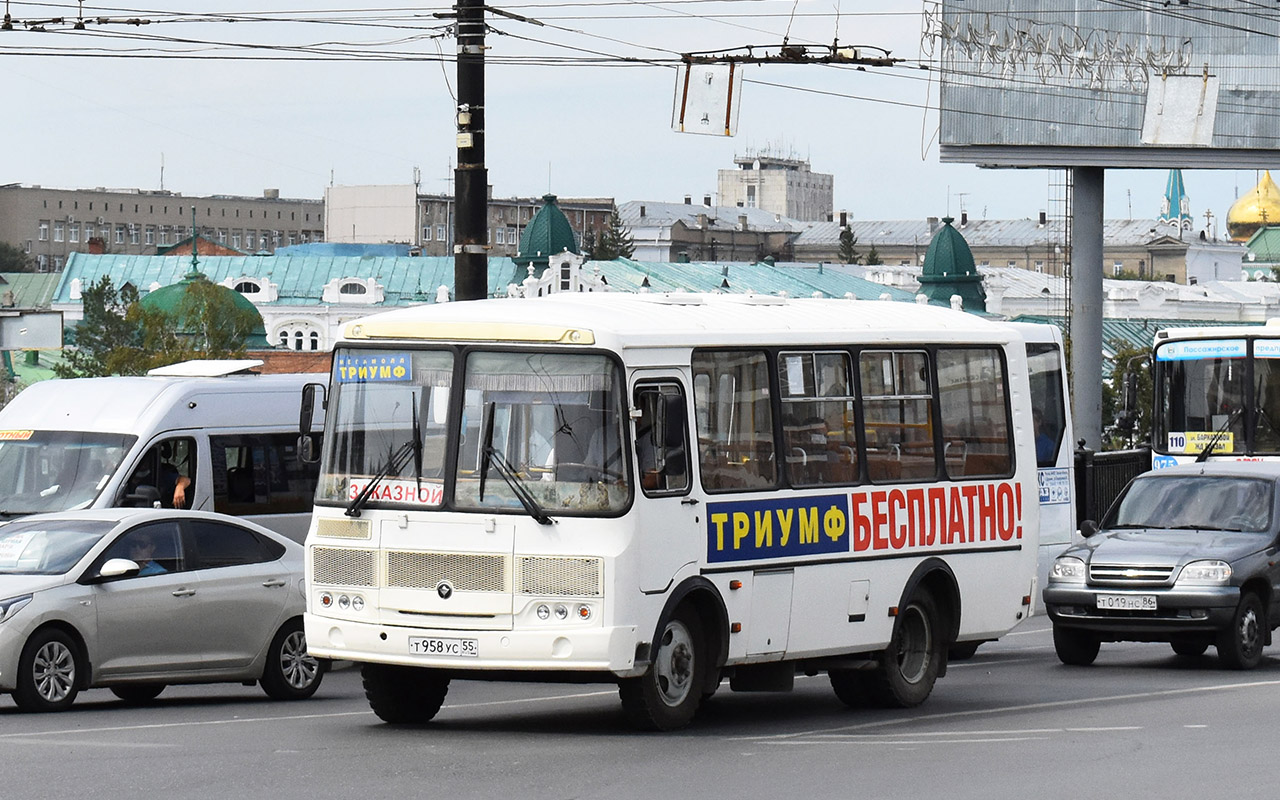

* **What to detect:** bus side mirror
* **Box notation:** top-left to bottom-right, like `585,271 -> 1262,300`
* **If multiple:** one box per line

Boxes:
300,382 -> 326,436
298,434 -> 320,464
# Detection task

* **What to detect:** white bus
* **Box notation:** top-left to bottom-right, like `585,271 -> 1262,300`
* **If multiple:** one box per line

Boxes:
303,293 -> 1051,730
1152,321 -> 1280,467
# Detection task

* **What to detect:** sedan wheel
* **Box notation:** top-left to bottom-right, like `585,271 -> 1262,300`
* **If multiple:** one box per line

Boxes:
14,629 -> 82,712
261,619 -> 324,700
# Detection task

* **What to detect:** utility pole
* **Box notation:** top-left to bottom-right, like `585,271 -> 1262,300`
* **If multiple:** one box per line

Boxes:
453,0 -> 488,301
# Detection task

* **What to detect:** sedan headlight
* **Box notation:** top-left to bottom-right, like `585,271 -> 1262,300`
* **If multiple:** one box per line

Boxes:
1175,560 -> 1232,586
1049,556 -> 1087,584
0,594 -> 32,624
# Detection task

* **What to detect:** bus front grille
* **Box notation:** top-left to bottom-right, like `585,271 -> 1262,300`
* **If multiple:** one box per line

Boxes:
386,551 -> 509,592
517,556 -> 603,597
312,547 -> 377,587
315,518 -> 371,540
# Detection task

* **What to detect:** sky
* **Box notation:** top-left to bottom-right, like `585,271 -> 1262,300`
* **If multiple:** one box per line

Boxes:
0,1 -> 1268,231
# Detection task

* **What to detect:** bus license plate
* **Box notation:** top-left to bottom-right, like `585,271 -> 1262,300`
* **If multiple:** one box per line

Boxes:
1096,594 -> 1157,611
408,637 -> 479,657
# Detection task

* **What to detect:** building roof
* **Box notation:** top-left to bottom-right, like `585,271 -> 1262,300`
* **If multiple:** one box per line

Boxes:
794,217 -> 1191,250
0,272 -> 61,309
1228,171 -> 1280,242
514,195 -> 579,270
618,201 -> 807,234
138,270 -> 270,347
590,258 -> 930,302
918,217 -> 984,310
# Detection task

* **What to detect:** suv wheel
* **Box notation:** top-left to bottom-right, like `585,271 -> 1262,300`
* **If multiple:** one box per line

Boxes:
1053,625 -> 1100,666
1217,593 -> 1266,670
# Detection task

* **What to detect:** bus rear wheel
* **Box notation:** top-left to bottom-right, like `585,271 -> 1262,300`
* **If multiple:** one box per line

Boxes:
362,664 -> 450,724
619,607 -> 706,731
865,589 -> 944,708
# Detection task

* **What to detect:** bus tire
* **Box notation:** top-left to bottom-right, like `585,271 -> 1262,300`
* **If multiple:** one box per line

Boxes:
619,606 -> 706,731
362,664 -> 450,724
865,589 -> 943,708
828,668 -> 871,708
1052,625 -> 1100,666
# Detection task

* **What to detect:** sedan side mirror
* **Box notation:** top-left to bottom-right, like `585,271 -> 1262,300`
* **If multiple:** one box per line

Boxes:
98,558 -> 141,579
1079,519 -> 1100,538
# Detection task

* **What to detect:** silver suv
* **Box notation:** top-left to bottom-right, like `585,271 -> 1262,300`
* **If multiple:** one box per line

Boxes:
1043,462 -> 1280,670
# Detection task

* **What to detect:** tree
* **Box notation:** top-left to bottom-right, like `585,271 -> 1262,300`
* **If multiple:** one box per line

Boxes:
172,278 -> 260,357
1102,339 -> 1152,450
580,228 -> 597,260
864,244 -> 883,265
838,227 -> 859,264
0,242 -> 34,272
594,208 -> 635,260
55,277 -> 147,378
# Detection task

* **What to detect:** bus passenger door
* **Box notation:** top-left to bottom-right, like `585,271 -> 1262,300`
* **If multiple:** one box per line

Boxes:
632,378 -> 701,593
1025,336 -> 1076,612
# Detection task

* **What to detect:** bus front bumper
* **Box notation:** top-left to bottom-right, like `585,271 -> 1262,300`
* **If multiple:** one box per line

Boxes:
305,614 -> 643,677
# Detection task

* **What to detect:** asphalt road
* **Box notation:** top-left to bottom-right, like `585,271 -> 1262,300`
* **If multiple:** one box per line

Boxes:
4,615 -> 1277,800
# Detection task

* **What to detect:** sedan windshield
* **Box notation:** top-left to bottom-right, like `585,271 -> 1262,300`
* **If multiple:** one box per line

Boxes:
0,431 -> 136,515
1106,475 -> 1273,532
0,518 -> 116,575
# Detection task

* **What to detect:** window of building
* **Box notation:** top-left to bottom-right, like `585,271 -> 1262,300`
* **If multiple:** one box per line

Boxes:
53,223 -> 64,243
232,233 -> 241,250
159,226 -> 170,246
507,226 -> 516,244
1007,260 -> 1018,268
115,225 -> 125,244
144,226 -> 156,246
69,223 -> 79,243
310,332 -> 320,351
339,281 -> 367,296
436,225 -> 446,242
422,226 -> 433,242
495,228 -> 505,245
37,221 -> 48,242
129,226 -> 140,245
234,280 -> 260,294
1034,260 -> 1044,273
1113,261 -> 1124,276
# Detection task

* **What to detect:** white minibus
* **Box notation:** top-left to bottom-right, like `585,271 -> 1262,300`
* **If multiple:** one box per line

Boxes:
0,360 -> 322,542
303,294 -> 1056,729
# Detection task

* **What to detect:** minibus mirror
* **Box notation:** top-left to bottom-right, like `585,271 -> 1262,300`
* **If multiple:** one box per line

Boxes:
121,485 -> 161,509
298,434 -> 320,464
300,382 -> 325,436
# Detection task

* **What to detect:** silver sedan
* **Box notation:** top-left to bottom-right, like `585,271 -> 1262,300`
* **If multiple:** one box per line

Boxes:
0,508 -> 322,711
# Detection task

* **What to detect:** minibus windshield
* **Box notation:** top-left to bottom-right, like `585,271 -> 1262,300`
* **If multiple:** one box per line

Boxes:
0,431 -> 136,515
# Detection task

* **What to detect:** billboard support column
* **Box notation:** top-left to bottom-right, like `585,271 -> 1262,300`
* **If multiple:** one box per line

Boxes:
1071,166 -> 1104,450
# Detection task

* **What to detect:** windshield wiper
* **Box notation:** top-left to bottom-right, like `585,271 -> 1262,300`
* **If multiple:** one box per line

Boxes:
478,402 -> 554,526
346,403 -> 424,518
1196,407 -> 1243,463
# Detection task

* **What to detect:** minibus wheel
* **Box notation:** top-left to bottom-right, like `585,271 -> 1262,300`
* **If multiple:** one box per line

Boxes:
362,664 -> 450,723
620,606 -> 706,731
866,588 -> 943,708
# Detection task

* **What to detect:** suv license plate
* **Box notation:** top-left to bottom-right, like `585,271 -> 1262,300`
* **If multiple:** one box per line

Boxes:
1096,594 -> 1157,611
408,637 -> 479,657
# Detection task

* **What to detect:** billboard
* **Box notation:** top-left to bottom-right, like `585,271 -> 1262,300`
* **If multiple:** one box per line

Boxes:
932,1 -> 1280,167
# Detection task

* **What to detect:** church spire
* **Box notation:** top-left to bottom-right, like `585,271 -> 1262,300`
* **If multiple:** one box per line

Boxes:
1159,169 -> 1192,231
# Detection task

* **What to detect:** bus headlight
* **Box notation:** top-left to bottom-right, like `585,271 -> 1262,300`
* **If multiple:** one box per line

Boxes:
1175,560 -> 1232,586
1049,556 -> 1087,584
536,604 -> 551,620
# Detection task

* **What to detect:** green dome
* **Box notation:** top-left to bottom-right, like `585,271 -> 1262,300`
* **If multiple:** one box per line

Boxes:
917,217 -> 985,312
140,270 -> 271,348
514,194 -> 578,272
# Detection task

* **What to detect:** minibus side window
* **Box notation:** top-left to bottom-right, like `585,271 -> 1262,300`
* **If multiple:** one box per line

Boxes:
692,350 -> 776,492
120,438 -> 196,510
211,433 -> 321,515
778,350 -> 858,487
938,347 -> 1012,478
860,350 -> 935,483
633,382 -> 690,496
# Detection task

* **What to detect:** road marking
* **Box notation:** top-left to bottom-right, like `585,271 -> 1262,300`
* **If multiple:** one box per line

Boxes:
730,677 -> 1280,741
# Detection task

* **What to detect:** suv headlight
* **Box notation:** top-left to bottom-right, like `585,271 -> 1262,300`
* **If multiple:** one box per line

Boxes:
1049,556 -> 1087,584
0,594 -> 32,624
1175,560 -> 1232,586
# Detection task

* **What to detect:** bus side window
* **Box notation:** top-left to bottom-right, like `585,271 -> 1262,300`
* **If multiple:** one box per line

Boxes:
633,383 -> 690,496
938,347 -> 1012,478
1026,343 -> 1068,467
692,350 -> 776,492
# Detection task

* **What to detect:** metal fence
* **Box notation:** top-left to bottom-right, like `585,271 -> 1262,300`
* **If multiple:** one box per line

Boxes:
1075,447 -> 1151,523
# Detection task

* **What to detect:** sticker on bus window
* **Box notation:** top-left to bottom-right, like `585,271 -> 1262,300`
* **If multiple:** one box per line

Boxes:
1038,468 -> 1071,505
1170,431 -> 1232,454
347,478 -> 443,506
0,430 -> 34,441
1155,340 -> 1245,361
335,353 -> 413,383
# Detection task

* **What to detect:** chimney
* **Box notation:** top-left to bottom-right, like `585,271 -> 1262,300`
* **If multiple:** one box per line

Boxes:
927,216 -> 940,233
960,211 -> 968,227
839,211 -> 848,227
639,205 -> 646,217
684,195 -> 692,205
264,188 -> 280,199
703,194 -> 712,207
1038,210 -> 1047,226
738,214 -> 748,231
697,213 -> 708,229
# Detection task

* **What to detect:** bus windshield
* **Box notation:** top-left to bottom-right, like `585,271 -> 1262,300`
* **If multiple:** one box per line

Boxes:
318,348 -> 630,515
454,351 -> 630,515
0,431 -> 136,516
1155,338 -> 1265,455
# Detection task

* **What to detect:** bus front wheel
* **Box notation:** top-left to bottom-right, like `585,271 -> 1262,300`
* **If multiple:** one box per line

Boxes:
866,589 -> 944,708
362,664 -> 450,724
620,607 -> 706,731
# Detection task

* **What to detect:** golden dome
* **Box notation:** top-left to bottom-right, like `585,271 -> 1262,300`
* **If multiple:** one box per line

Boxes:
1227,171 -> 1280,241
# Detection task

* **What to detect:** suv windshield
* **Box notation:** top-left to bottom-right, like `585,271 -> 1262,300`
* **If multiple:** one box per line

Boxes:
0,431 -> 136,515
0,518 -> 116,575
1106,475 -> 1274,532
